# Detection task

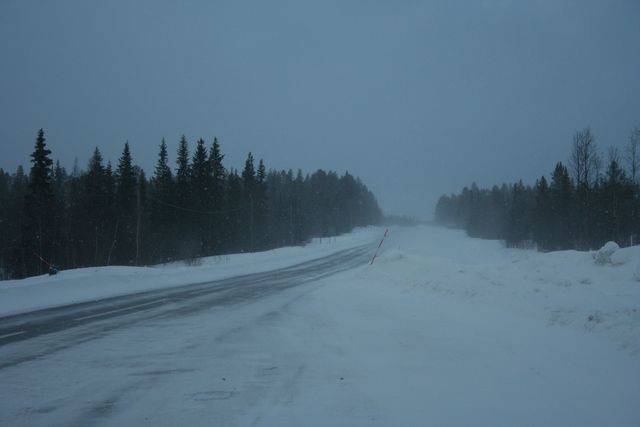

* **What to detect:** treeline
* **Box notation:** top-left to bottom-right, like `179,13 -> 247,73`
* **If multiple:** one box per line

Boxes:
435,127 -> 640,251
0,130 -> 382,279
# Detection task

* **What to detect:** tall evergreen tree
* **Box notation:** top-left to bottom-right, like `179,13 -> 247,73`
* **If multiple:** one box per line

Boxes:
149,139 -> 175,261
8,166 -> 29,277
209,138 -> 226,205
548,163 -> 574,250
534,176 -> 552,250
255,159 -> 268,248
241,153 -> 257,251
175,135 -> 190,206
208,137 -> 226,252
114,142 -> 137,264
191,138 -> 212,254
154,139 -> 173,191
23,129 -> 55,275
505,181 -> 532,247
174,135 -> 199,259
51,161 -> 68,266
226,170 -> 244,252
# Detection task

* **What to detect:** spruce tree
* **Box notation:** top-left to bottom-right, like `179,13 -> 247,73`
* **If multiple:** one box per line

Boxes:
255,159 -> 268,248
209,137 -> 226,205
175,135 -> 190,205
241,153 -> 256,251
549,162 -> 574,250
226,170 -> 244,252
191,138 -> 211,210
51,161 -> 68,267
114,142 -> 137,264
191,138 -> 212,254
150,139 -> 175,261
174,135 -> 196,259
505,181 -> 532,248
23,129 -> 55,275
154,139 -> 173,191
0,169 -> 10,278
534,176 -> 552,250
208,137 -> 226,252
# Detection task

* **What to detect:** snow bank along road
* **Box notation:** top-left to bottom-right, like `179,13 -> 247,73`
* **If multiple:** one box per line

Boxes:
0,244 -> 371,360
1,225 -> 640,426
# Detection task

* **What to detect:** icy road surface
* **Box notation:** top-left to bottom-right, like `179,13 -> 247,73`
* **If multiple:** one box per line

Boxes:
1,225 -> 640,426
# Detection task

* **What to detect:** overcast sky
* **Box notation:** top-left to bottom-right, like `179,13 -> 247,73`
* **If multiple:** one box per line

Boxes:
1,0 -> 639,219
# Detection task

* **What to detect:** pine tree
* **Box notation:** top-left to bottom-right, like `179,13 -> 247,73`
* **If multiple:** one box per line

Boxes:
154,139 -> 173,191
149,139 -> 175,261
113,142 -> 137,264
23,129 -> 55,275
104,161 -> 118,263
191,138 -> 212,254
534,176 -> 552,250
0,169 -> 10,278
549,162 -> 574,250
116,142 -> 136,213
226,170 -> 244,252
174,135 -> 198,259
255,159 -> 268,248
191,138 -> 211,208
209,138 -> 226,206
135,168 -> 147,265
241,153 -> 257,251
208,137 -> 226,252
7,166 -> 29,277
175,135 -> 190,206
51,161 -> 68,267
505,181 -> 532,247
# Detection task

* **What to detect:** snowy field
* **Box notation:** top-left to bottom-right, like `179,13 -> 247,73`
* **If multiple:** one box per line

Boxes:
1,225 -> 640,426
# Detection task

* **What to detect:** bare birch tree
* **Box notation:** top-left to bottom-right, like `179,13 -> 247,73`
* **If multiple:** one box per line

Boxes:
626,127 -> 640,184
569,127 -> 601,188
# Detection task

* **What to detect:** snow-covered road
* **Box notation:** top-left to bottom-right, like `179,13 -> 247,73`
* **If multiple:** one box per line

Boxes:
1,225 -> 639,426
0,244 -> 370,352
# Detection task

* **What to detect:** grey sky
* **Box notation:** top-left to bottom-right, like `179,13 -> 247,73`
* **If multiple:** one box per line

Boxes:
1,0 -> 639,219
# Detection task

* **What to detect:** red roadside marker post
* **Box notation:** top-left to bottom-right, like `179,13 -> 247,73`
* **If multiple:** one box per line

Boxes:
370,228 -> 389,265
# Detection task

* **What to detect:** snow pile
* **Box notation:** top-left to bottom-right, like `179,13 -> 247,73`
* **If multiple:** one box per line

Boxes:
593,241 -> 631,266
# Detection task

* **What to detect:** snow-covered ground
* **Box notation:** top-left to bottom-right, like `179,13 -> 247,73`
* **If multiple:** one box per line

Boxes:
2,225 -> 640,426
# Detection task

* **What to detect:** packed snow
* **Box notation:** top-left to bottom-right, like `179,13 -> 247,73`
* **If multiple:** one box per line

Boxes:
0,228 -> 380,317
1,225 -> 640,426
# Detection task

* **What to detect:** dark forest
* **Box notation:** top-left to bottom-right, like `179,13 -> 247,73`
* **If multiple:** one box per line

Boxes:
0,130 -> 382,279
435,127 -> 640,251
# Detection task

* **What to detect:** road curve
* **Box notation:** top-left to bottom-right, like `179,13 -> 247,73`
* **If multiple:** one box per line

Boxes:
0,244 -> 371,362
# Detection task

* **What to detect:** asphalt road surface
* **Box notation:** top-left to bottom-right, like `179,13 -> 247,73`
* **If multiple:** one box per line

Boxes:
0,244 -> 371,369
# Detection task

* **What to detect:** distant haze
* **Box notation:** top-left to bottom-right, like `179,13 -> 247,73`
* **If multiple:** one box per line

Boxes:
1,0 -> 639,219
